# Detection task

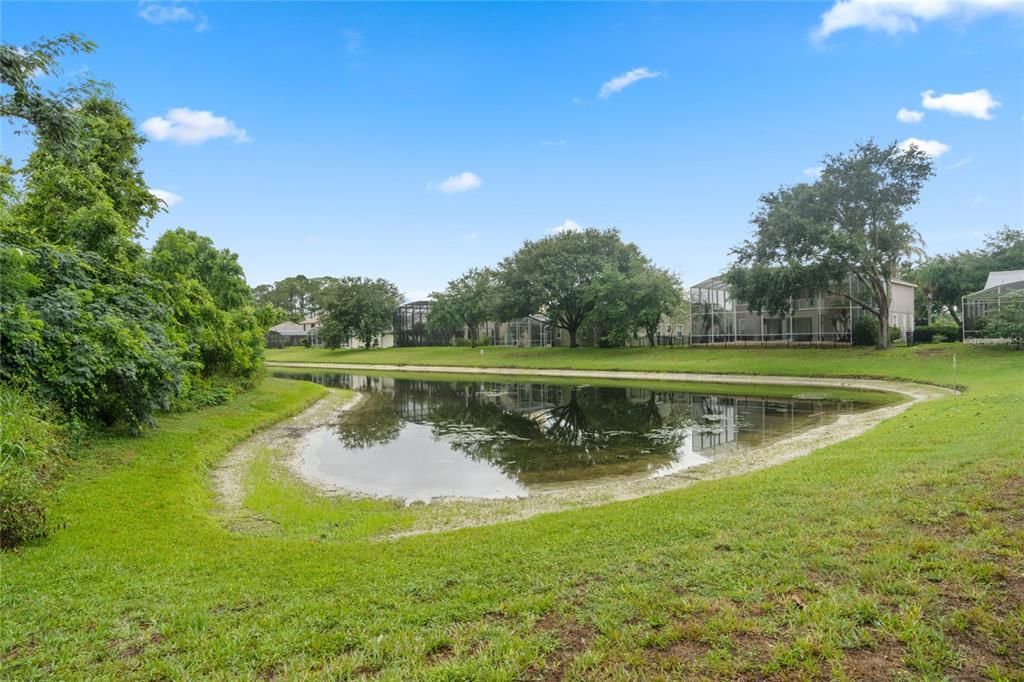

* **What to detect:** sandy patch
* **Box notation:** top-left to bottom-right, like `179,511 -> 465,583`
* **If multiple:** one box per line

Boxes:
223,365 -> 952,537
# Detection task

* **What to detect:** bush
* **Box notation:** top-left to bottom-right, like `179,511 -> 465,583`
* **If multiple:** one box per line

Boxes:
454,337 -> 492,347
0,386 -> 69,548
890,326 -> 902,344
852,317 -> 878,346
913,322 -> 960,343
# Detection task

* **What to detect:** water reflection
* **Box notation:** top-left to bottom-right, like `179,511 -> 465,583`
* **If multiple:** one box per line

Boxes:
277,372 -> 870,502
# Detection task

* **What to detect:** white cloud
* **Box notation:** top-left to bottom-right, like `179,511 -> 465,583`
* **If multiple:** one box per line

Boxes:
551,218 -> 582,234
139,2 -> 210,32
149,188 -> 183,207
803,166 -> 823,179
598,67 -> 663,99
433,172 -> 482,193
896,108 -> 924,123
142,108 -> 250,145
342,28 -> 362,53
899,137 -> 951,158
812,0 -> 1024,41
463,232 -> 480,241
921,88 -> 1000,120
947,156 -> 973,170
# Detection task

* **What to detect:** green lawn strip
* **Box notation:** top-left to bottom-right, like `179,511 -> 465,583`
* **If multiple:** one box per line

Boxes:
266,342 -> 981,389
1,348 -> 1021,679
268,364 -> 904,406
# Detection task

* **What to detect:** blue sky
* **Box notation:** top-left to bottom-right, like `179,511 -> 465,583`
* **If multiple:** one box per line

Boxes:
5,1 -> 1023,299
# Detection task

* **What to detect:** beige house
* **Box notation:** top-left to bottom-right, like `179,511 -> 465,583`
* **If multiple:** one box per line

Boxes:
689,274 -> 916,344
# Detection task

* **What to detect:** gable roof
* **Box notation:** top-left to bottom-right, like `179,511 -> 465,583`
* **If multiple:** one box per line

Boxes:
984,270 -> 1024,289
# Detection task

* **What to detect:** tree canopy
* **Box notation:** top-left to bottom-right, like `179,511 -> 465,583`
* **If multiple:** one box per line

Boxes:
727,140 -> 933,348
1,35 -> 265,428
315,277 -> 402,349
909,227 -> 1023,326
428,268 -> 498,344
496,228 -> 649,347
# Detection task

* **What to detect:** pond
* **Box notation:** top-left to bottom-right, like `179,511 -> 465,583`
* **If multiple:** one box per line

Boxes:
275,371 -> 880,503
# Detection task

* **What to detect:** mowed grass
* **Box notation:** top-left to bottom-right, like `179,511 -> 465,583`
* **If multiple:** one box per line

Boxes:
2,345 -> 1022,680
268,343 -> 972,387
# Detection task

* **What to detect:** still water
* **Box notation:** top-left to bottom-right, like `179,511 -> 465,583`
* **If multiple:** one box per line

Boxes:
276,372 -> 876,502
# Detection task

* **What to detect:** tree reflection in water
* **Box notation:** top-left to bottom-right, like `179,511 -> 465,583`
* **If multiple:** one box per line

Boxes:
301,373 -> 695,482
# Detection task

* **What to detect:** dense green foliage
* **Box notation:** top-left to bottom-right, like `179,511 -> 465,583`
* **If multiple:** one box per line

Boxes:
495,228 -> 682,347
912,322 -> 960,344
252,274 -> 334,320
0,34 -> 266,546
428,268 -> 499,345
3,347 -> 1021,678
909,227 -> 1024,326
0,386 -> 68,548
315,276 -> 402,349
727,140 -> 933,349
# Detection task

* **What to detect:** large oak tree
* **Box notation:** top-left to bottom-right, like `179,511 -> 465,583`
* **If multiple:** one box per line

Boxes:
727,140 -> 933,349
495,228 -> 645,347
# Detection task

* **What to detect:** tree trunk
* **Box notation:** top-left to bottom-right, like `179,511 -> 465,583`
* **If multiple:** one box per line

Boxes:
877,298 -> 891,350
568,326 -> 578,348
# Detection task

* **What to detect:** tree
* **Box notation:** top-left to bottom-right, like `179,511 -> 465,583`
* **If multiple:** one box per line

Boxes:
315,277 -> 402,349
908,227 -> 1022,327
727,140 -> 933,349
1,33 -> 98,152
590,264 -> 684,346
429,268 -> 498,345
496,228 -> 645,347
149,228 -> 263,379
1,94 -> 188,427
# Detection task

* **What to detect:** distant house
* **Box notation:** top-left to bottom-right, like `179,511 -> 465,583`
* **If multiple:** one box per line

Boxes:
688,275 -> 916,344
265,321 -> 312,348
963,270 -> 1024,341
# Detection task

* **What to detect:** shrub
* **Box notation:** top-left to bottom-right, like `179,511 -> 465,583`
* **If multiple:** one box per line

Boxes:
890,326 -> 902,344
913,322 -> 960,343
0,386 -> 69,548
852,317 -> 878,347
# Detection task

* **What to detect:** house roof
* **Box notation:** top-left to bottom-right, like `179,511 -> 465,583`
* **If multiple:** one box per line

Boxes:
268,322 -> 307,336
890,278 -> 917,289
983,270 -> 1024,289
300,317 -> 319,325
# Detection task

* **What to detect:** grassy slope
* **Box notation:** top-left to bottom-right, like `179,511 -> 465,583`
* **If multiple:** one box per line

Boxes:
267,344 -> 970,386
2,345 -> 1022,680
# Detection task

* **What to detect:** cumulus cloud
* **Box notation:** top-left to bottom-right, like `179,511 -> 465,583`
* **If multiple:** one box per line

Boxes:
149,188 -> 183,207
921,88 -> 1000,120
138,2 -> 210,32
142,108 -> 250,145
812,0 -> 1024,41
899,137 -> 950,158
598,67 -> 662,99
433,172 -> 482,193
896,108 -> 924,123
551,219 -> 582,234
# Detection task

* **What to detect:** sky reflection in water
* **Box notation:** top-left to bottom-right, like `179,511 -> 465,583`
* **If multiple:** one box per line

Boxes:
277,373 -> 871,502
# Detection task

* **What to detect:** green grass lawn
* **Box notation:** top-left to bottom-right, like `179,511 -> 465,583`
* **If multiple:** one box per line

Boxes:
3,345 -> 1022,680
267,343 -> 973,387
